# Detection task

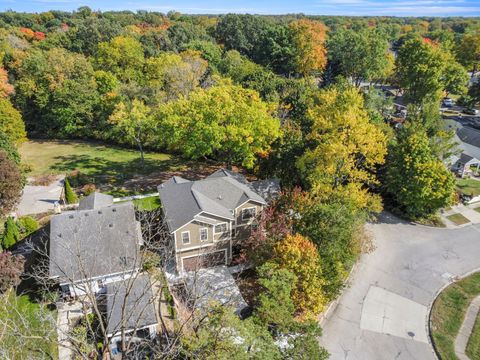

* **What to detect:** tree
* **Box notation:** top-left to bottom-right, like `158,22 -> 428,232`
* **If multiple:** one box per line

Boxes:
269,233 -> 326,318
328,28 -> 390,86
456,33 -> 480,77
385,125 -> 455,219
64,177 -> 78,204
0,97 -> 26,145
96,36 -> 145,83
297,86 -> 387,212
443,57 -> 469,97
0,66 -> 14,98
0,252 -> 25,292
157,81 -> 281,169
108,99 -> 156,164
0,131 -> 21,164
15,48 -> 99,138
1,217 -> 20,250
289,19 -> 328,76
395,37 -> 447,105
0,151 -> 22,218
255,262 -> 296,332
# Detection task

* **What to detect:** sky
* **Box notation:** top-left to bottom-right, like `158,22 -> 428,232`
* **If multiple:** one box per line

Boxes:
1,0 -> 480,17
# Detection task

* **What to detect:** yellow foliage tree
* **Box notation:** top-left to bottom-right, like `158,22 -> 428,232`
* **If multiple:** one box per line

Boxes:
297,86 -> 387,212
271,233 -> 326,319
289,19 -> 328,76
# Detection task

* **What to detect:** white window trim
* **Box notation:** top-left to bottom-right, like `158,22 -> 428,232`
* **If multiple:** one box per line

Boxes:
181,231 -> 190,245
214,222 -> 228,234
199,227 -> 208,242
241,207 -> 256,221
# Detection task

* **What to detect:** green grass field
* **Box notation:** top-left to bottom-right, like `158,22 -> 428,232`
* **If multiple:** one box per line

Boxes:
456,179 -> 480,197
132,196 -> 161,211
0,292 -> 57,359
431,272 -> 480,360
446,213 -> 471,226
467,312 -> 480,359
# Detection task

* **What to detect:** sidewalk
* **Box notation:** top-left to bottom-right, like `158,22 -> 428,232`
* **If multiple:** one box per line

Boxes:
454,295 -> 480,360
441,203 -> 480,228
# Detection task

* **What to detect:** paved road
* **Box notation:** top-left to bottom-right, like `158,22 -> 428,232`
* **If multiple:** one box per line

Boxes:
320,212 -> 480,360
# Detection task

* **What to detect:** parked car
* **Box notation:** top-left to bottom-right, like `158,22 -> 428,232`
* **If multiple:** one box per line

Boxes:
463,108 -> 479,115
442,98 -> 454,107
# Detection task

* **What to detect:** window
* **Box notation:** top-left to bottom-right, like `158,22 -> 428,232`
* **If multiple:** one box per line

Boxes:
242,207 -> 256,221
200,228 -> 208,242
214,223 -> 228,234
181,231 -> 190,244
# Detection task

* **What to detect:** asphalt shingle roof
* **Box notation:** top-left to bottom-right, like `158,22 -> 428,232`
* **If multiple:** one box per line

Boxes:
78,192 -> 114,210
104,274 -> 157,335
49,201 -> 141,282
158,169 -> 270,232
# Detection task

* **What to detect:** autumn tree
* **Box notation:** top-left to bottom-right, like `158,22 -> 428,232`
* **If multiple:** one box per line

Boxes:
108,99 -> 156,164
297,86 -> 387,212
328,28 -> 390,86
0,67 -> 14,98
289,19 -> 328,76
0,252 -> 25,293
268,233 -> 326,318
0,151 -> 23,218
157,81 -> 281,169
385,125 -> 455,219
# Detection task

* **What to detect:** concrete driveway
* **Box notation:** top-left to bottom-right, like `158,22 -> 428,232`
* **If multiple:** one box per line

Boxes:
16,176 -> 64,216
320,212 -> 480,360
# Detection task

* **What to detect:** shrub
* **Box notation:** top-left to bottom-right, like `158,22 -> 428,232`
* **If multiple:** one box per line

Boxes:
0,252 -> 25,293
1,217 -> 20,250
64,177 -> 78,204
81,183 -> 96,196
17,216 -> 39,237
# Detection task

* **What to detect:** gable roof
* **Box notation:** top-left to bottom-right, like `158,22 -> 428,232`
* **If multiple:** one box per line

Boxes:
158,169 -> 269,233
104,274 -> 157,336
49,201 -> 142,282
78,192 -> 114,210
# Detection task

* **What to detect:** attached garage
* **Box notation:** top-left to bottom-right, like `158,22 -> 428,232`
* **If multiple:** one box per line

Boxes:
182,250 -> 227,272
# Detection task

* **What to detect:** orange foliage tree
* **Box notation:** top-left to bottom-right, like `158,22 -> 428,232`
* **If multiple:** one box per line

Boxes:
270,233 -> 326,318
289,19 -> 328,76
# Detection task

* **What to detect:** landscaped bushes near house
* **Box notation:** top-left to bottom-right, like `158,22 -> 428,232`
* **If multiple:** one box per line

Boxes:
64,177 -> 78,204
17,216 -> 39,237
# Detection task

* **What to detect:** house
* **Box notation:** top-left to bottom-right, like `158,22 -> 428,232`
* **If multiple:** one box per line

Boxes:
158,169 -> 280,273
49,192 -> 143,297
103,274 -> 158,355
448,124 -> 480,177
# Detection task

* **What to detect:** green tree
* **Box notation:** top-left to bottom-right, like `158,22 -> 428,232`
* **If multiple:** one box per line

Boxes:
157,81 -> 281,169
0,97 -> 26,146
443,58 -> 469,97
456,33 -> 480,77
395,37 -> 447,105
255,263 -> 296,332
0,131 -> 21,165
64,177 -> 78,204
96,36 -> 144,83
328,28 -> 390,86
108,99 -> 155,164
385,125 -> 455,219
2,217 -> 20,249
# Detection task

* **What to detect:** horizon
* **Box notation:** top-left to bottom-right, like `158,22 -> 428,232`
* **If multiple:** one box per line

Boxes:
1,0 -> 480,17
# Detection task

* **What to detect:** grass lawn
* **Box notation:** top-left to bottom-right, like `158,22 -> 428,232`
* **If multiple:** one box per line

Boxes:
132,196 -> 161,211
0,291 -> 57,359
431,272 -> 480,360
467,312 -> 480,359
456,179 -> 480,197
446,213 -> 471,226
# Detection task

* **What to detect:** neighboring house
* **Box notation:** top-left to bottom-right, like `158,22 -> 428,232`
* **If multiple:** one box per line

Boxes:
49,192 -> 143,297
448,124 -> 480,177
103,274 -> 158,355
158,169 -> 280,273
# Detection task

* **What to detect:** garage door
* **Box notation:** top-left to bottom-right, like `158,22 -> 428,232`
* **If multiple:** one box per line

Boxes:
182,250 -> 226,272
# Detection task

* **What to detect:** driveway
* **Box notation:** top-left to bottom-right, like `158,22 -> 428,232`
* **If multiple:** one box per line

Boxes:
16,176 -> 64,216
320,212 -> 480,360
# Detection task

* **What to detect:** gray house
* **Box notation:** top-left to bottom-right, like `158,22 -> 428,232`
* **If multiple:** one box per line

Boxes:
450,125 -> 480,177
104,274 -> 158,354
49,193 -> 143,297
158,169 -> 280,273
